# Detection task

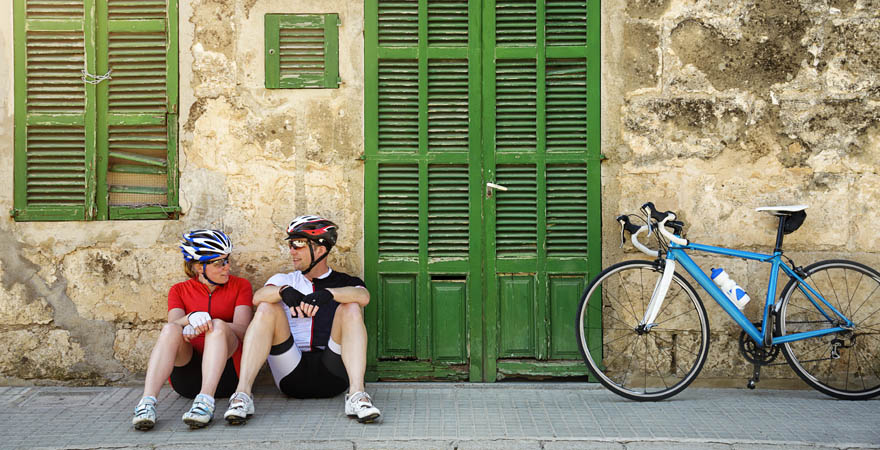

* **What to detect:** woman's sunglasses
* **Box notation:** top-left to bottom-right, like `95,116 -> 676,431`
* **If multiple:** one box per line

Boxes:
208,257 -> 231,267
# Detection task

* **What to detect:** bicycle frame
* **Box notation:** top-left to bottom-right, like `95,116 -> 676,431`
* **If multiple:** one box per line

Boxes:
653,241 -> 854,347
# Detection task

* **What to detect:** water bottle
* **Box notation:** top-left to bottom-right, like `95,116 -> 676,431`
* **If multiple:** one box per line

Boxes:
710,268 -> 751,310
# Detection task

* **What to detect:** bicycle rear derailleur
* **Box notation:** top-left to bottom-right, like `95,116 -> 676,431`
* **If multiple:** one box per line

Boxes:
738,323 -> 781,389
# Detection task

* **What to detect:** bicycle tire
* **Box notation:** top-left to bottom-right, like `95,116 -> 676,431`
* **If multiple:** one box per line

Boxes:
576,260 -> 710,401
777,259 -> 880,400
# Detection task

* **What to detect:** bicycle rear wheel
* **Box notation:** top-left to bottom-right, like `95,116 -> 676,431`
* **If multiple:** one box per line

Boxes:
576,260 -> 710,401
777,259 -> 880,400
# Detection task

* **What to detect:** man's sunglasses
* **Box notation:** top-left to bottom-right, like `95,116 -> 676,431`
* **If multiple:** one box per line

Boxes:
288,239 -> 310,249
207,257 -> 231,267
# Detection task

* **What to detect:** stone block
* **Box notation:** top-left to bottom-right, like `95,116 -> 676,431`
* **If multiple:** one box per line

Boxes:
62,249 -> 173,322
0,329 -> 86,380
114,325 -> 162,374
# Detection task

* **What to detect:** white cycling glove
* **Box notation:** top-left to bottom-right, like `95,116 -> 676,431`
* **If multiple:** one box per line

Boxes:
182,324 -> 196,337
187,311 -> 212,328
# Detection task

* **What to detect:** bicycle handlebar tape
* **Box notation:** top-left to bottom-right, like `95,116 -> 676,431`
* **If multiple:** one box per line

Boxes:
303,290 -> 335,308
279,286 -> 305,308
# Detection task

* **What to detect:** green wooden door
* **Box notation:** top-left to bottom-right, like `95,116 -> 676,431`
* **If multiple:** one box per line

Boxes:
365,0 -> 600,381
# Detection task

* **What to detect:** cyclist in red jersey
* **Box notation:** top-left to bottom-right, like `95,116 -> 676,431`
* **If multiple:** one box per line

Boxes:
132,230 -> 254,430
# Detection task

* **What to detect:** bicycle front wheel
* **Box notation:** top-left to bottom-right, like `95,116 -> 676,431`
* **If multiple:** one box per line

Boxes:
576,260 -> 710,401
777,259 -> 880,400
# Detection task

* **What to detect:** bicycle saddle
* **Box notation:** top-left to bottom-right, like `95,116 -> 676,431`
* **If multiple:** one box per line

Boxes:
755,205 -> 808,216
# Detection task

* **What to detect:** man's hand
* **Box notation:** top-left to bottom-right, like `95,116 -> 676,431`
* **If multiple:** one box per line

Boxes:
294,290 -> 335,318
280,286 -> 305,307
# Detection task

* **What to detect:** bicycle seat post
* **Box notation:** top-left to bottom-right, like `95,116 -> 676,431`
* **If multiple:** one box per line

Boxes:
774,215 -> 787,254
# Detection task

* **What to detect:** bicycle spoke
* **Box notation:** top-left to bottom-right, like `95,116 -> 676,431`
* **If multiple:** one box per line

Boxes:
780,260 -> 880,399
577,261 -> 709,401
849,282 -> 880,319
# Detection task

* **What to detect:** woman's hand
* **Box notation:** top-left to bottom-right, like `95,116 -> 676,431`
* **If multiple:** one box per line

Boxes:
182,324 -> 198,342
187,311 -> 213,335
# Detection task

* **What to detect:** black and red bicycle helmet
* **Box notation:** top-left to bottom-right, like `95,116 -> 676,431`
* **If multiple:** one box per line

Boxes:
286,215 -> 338,273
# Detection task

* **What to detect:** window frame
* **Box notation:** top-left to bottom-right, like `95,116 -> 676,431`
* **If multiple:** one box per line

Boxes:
264,13 -> 340,89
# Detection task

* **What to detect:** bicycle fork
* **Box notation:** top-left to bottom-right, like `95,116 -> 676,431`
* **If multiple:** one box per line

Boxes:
639,258 -> 677,331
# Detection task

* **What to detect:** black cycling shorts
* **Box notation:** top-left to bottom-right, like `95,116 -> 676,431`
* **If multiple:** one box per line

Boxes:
169,352 -> 238,399
270,335 -> 349,399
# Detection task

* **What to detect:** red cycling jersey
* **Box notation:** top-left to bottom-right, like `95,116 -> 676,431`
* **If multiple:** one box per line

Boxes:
167,275 -> 253,354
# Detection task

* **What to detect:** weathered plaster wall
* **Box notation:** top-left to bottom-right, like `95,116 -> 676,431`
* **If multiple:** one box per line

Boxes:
0,0 -> 364,384
603,0 -> 880,383
1,0 -> 878,385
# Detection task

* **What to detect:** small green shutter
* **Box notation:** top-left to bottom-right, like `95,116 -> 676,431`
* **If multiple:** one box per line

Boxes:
265,14 -> 340,89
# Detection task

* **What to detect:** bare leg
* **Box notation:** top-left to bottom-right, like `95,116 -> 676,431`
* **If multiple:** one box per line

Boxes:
143,323 -> 193,398
198,319 -> 239,397
330,303 -> 368,394
234,302 -> 291,396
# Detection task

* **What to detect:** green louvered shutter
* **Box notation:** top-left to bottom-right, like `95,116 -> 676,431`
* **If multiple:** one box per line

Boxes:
265,14 -> 340,89
13,0 -> 178,221
13,0 -> 94,220
100,0 -> 178,219
366,0 -> 480,380
485,0 -> 600,379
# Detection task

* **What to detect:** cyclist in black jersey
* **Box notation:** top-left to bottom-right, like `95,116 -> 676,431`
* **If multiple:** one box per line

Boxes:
223,215 -> 381,424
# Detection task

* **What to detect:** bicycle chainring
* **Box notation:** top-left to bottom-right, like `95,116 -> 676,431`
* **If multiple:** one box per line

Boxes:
738,323 -> 780,365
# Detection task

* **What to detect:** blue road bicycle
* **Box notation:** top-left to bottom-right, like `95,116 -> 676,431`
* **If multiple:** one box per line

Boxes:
576,202 -> 880,401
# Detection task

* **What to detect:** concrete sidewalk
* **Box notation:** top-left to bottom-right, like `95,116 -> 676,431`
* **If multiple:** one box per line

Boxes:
0,382 -> 877,449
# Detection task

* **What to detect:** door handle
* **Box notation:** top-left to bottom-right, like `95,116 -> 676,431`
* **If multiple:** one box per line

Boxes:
486,182 -> 508,198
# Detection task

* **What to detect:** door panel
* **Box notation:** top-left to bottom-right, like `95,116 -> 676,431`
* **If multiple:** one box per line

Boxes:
484,0 -> 596,380
366,0 -> 599,382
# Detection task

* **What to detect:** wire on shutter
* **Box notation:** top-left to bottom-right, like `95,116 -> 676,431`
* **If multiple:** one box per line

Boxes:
428,0 -> 468,47
546,164 -> 588,256
378,164 -> 420,257
427,59 -> 469,153
495,60 -> 537,153
495,164 -> 537,256
378,59 -> 419,152
428,165 -> 469,258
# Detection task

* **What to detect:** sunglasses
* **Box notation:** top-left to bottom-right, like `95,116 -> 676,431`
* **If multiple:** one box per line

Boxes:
207,257 -> 231,267
288,239 -> 310,249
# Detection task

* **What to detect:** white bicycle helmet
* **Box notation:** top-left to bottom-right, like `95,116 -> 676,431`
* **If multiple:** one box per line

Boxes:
180,229 -> 232,262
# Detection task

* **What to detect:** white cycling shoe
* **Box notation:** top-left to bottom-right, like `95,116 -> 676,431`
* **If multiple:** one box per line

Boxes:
224,392 -> 254,425
182,394 -> 215,428
345,391 -> 381,423
132,396 -> 157,431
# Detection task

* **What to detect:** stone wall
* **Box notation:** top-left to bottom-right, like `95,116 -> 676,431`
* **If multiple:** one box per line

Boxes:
0,0 -> 365,384
0,0 -> 877,385
603,0 -> 880,383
